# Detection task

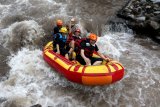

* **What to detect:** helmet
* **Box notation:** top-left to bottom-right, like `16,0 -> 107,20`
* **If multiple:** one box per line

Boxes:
89,33 -> 97,41
56,20 -> 63,26
75,29 -> 81,33
59,27 -> 68,33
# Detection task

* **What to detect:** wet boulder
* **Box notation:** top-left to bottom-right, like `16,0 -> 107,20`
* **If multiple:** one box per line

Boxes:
117,0 -> 160,43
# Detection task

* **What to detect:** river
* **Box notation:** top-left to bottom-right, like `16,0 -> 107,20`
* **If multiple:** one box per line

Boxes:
0,0 -> 160,107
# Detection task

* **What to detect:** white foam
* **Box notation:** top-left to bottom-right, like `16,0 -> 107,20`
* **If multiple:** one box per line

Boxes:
97,35 -> 121,59
0,4 -> 11,18
1,29 -> 160,107
1,20 -> 44,48
0,0 -> 160,106
0,48 -> 88,106
97,32 -> 133,60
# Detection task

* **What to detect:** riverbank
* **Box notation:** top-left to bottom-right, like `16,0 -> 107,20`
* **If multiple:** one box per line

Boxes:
117,0 -> 160,43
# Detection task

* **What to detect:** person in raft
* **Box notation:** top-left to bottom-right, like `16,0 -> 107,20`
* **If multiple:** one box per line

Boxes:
75,33 -> 110,65
53,27 -> 69,59
66,28 -> 82,60
53,19 -> 63,35
66,18 -> 79,34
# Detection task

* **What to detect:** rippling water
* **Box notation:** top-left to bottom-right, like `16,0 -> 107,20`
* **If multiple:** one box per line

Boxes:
0,0 -> 160,107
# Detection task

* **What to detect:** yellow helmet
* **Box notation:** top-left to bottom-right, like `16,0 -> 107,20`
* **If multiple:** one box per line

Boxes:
59,27 -> 68,33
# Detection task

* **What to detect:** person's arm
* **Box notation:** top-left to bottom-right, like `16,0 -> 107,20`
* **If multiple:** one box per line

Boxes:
68,40 -> 74,54
95,45 -> 110,62
68,21 -> 72,34
97,51 -> 110,62
80,49 -> 91,65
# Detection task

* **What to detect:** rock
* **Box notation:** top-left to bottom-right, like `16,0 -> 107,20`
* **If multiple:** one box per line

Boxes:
154,11 -> 160,15
151,14 -> 160,22
150,0 -> 160,3
145,6 -> 154,13
146,5 -> 152,8
132,8 -> 141,15
156,36 -> 160,39
124,8 -> 132,13
153,4 -> 160,10
137,7 -> 142,13
117,0 -> 160,43
129,5 -> 134,10
141,0 -> 147,3
149,20 -> 160,29
128,14 -> 135,19
136,16 -> 146,21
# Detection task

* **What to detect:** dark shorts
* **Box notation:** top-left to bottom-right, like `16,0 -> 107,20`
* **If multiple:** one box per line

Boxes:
76,55 -> 103,65
54,48 -> 68,56
65,45 -> 70,52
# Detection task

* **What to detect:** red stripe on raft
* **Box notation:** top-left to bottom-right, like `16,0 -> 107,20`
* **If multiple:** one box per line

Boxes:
116,63 -> 123,69
68,65 -> 73,71
82,66 -> 86,75
74,65 -> 81,72
106,64 -> 111,74
111,63 -> 118,71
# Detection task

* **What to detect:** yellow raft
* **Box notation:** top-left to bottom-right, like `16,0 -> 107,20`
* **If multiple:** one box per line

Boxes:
43,41 -> 125,85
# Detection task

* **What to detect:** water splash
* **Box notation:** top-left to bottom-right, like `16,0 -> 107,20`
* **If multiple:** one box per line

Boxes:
0,48 -> 96,107
1,20 -> 44,51
0,0 -> 160,107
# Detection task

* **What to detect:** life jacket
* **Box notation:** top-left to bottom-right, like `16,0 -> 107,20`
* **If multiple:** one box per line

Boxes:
75,38 -> 97,57
74,38 -> 87,54
66,33 -> 73,45
66,33 -> 81,49
54,33 -> 67,42
53,33 -> 67,49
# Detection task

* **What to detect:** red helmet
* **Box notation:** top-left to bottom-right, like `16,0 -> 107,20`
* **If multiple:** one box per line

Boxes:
75,29 -> 81,33
56,20 -> 63,26
89,33 -> 97,41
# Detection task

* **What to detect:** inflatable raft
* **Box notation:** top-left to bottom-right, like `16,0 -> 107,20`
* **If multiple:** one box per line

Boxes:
43,41 -> 124,85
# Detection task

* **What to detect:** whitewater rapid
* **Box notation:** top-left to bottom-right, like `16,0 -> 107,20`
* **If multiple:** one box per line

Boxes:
0,0 -> 160,107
